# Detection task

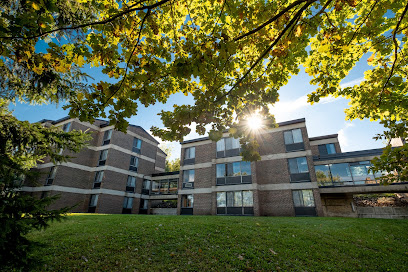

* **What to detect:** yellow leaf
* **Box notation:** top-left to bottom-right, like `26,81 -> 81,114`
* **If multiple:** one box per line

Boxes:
318,44 -> 330,53
32,2 -> 40,10
367,54 -> 375,62
295,25 -> 302,37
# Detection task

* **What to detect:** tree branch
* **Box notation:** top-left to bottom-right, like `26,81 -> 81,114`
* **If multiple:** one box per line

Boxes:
379,1 -> 408,106
102,9 -> 151,106
0,0 -> 170,40
216,0 -> 315,103
233,0 -> 310,42
347,0 -> 378,46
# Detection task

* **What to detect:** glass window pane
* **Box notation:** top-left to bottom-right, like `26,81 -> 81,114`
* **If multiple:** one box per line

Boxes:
182,195 -> 193,207
216,164 -> 225,178
160,182 -> 169,193
315,165 -> 331,184
95,171 -> 104,182
169,181 -> 178,193
143,180 -> 150,189
63,122 -> 71,132
225,138 -> 233,150
292,191 -> 302,207
234,191 -> 242,207
188,195 -> 194,207
217,192 -> 226,207
136,139 -> 142,149
232,162 -> 241,176
151,181 -> 159,193
216,139 -> 225,151
302,190 -> 315,207
329,163 -> 352,182
49,167 -> 57,179
190,147 -> 195,158
103,130 -> 112,140
123,197 -> 133,209
226,163 -> 234,177
189,170 -> 195,182
183,170 -> 189,183
127,176 -> 136,187
350,163 -> 375,183
232,138 -> 240,149
243,191 -> 253,207
284,131 -> 293,144
241,161 -> 251,176
297,157 -> 309,173
100,150 -> 108,160
326,144 -> 336,154
90,195 -> 98,206
292,129 -> 303,143
288,158 -> 298,173
226,192 -> 234,207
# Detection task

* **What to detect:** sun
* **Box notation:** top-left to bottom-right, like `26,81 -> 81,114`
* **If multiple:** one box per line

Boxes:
246,114 -> 264,131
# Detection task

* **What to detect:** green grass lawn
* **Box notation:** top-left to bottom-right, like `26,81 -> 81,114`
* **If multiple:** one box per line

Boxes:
28,215 -> 408,271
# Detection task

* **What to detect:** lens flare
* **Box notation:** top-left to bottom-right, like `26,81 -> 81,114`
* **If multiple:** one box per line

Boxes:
246,114 -> 263,131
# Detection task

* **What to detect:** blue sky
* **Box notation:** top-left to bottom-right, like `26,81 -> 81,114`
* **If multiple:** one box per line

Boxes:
9,52 -> 384,161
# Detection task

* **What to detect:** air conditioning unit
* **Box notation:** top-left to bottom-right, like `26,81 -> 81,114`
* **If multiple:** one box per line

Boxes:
184,183 -> 193,188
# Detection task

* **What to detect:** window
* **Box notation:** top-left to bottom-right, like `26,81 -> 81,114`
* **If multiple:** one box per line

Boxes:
88,194 -> 98,213
184,147 -> 195,159
45,166 -> 57,185
181,195 -> 194,215
182,195 -> 194,207
133,138 -> 142,153
62,122 -> 71,132
318,143 -> 336,155
349,161 -> 375,184
288,157 -> 310,182
98,150 -> 108,166
288,157 -> 309,173
217,161 -> 251,185
292,190 -> 315,207
102,129 -> 112,145
284,129 -> 303,144
182,170 -> 194,188
216,191 -> 254,215
283,129 -> 304,152
216,137 -> 241,158
151,181 -> 160,194
93,171 -> 104,189
184,147 -> 196,165
329,163 -> 353,183
315,165 -> 332,185
142,179 -> 151,195
140,198 -> 149,210
316,161 -> 382,187
122,197 -> 133,214
129,156 -> 139,172
126,176 -> 136,192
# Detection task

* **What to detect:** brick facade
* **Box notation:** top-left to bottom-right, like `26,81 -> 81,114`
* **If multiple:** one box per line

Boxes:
24,117 -> 166,215
25,117 -> 383,217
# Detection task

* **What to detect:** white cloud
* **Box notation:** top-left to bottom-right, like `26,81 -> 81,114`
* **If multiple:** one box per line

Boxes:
340,77 -> 364,88
337,122 -> 354,148
269,93 -> 339,118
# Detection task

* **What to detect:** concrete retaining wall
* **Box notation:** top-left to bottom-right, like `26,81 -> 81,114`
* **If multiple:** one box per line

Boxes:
357,206 -> 408,219
150,208 -> 177,215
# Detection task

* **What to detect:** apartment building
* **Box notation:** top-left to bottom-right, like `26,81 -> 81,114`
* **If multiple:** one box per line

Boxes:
24,117 -> 406,217
23,117 -> 166,214
178,118 -> 406,217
